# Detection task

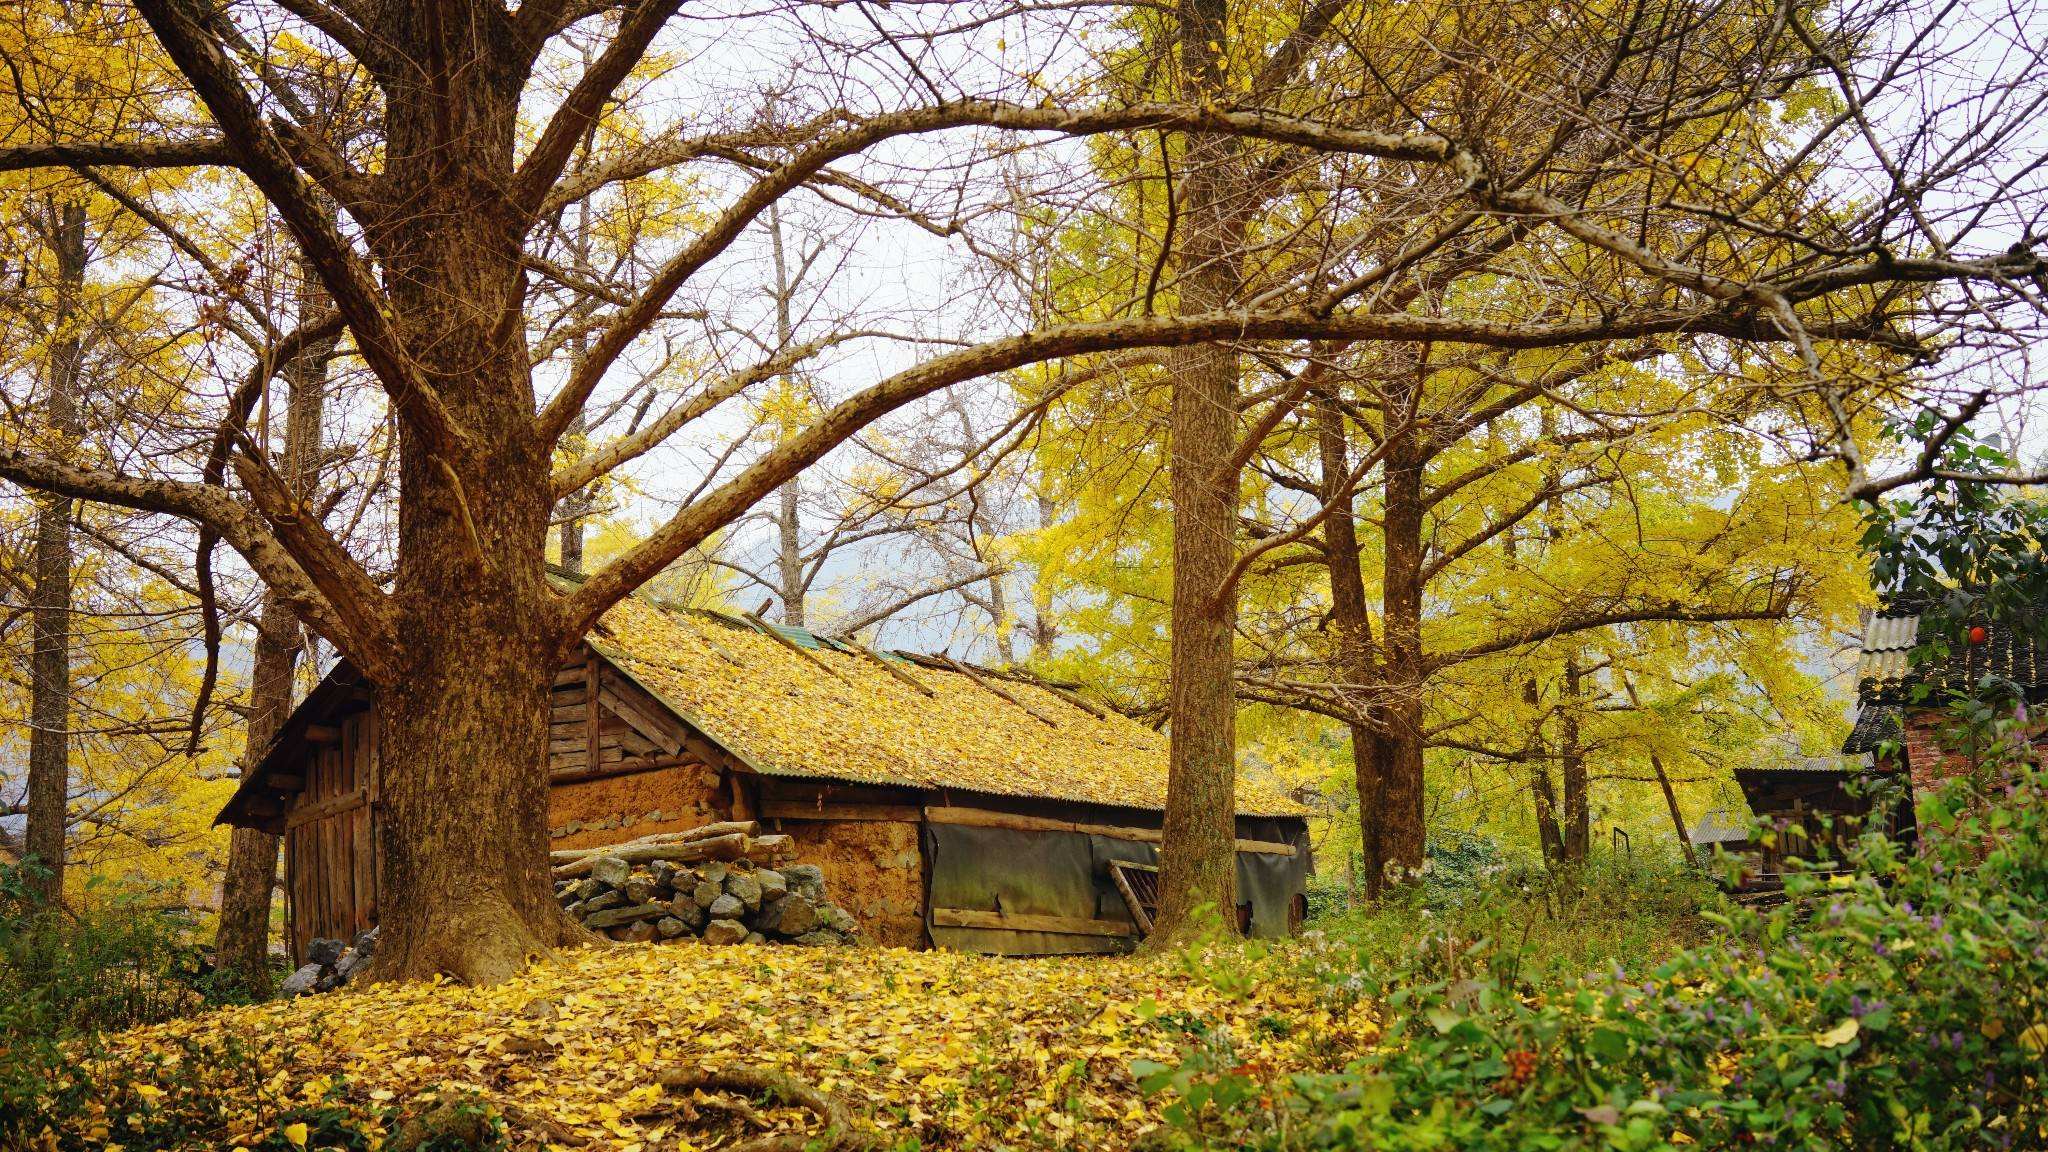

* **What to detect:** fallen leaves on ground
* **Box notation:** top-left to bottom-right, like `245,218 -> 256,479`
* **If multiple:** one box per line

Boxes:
75,941 -> 1377,1150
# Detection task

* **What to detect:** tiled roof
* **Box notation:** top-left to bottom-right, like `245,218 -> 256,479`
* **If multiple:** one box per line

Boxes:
1734,755 -> 1859,775
593,596 -> 1307,817
1841,704 -> 1904,756
1850,612 -> 2048,706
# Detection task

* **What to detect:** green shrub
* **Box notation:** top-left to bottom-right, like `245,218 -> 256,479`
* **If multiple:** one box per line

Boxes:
1135,753 -> 2048,1150
0,860 -> 239,1146
1306,845 -> 1716,990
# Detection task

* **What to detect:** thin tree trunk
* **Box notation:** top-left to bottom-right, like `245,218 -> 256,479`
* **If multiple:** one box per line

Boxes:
767,203 -> 805,626
558,191 -> 597,576
1523,675 -> 1566,862
215,269 -> 336,994
1151,0 -> 1246,944
1560,655 -> 1590,861
1651,752 -> 1695,865
1316,393 -> 1393,898
22,200 -> 86,907
1623,677 -> 1697,864
1029,494 -> 1059,658
559,399 -> 589,575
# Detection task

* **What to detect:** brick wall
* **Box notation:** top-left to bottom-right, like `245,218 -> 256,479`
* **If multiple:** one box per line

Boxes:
1903,713 -> 1957,801
1903,708 -> 2048,814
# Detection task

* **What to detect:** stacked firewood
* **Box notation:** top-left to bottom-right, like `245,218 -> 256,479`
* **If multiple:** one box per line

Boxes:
551,820 -> 859,947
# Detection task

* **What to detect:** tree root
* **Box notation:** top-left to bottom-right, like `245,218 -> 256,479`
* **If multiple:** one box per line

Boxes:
382,1090 -> 590,1151
363,898 -> 563,986
659,1065 -> 883,1152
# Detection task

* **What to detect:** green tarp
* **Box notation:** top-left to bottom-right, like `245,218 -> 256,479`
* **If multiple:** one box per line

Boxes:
924,818 -> 1311,956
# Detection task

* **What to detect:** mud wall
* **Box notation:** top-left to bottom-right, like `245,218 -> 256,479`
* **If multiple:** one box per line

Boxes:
779,818 -> 926,947
548,761 -> 730,852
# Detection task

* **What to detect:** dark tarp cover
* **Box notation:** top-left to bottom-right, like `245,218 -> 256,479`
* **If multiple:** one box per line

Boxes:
924,817 -> 1311,956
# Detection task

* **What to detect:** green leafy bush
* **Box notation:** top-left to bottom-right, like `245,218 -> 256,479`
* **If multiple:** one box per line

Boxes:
1307,845 -> 1716,989
1136,753 -> 2048,1150
0,860 -> 242,1146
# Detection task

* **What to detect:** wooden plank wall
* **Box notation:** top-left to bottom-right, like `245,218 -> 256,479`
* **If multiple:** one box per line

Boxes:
549,650 -> 697,781
285,710 -> 377,962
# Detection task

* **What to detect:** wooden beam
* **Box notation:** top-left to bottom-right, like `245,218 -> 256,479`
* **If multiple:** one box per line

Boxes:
286,787 -> 368,830
924,805 -> 1297,856
830,635 -> 936,697
742,610 -> 856,686
549,754 -> 696,787
1107,860 -> 1155,935
598,681 -> 686,756
931,907 -> 1135,938
940,655 -> 1059,727
761,799 -> 921,823
304,723 -> 340,743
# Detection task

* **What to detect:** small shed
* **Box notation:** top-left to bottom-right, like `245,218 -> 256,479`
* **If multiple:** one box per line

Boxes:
217,592 -> 1311,963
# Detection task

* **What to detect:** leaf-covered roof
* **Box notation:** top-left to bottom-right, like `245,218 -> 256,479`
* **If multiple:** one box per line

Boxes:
592,596 -> 1306,816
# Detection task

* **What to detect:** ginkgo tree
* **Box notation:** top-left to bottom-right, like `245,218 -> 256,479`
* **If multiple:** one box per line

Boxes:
0,0 -> 2040,981
1017,0 -> 2044,925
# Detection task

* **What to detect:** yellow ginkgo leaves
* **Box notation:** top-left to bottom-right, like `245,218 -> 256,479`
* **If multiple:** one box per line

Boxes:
75,940 -> 1376,1150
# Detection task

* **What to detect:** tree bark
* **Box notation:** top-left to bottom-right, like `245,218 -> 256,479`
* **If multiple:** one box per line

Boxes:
354,11 -> 579,982
22,200 -> 86,907
1150,0 -> 1247,944
1526,677 -> 1567,863
1316,393 -> 1394,898
1371,351 -> 1430,886
215,268 -> 336,994
768,204 -> 804,626
1559,655 -> 1590,862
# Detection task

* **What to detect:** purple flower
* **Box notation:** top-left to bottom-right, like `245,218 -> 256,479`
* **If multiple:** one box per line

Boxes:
1825,1078 -> 1846,1098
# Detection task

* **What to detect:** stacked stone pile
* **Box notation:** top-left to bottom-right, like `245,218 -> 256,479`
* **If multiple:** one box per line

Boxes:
552,819 -> 858,947
280,927 -> 378,996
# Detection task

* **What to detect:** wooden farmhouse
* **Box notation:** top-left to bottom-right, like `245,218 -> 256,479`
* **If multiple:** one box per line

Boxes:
217,592 -> 1312,964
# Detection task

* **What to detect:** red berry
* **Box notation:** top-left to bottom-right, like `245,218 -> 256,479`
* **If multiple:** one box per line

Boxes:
1968,625 -> 1989,645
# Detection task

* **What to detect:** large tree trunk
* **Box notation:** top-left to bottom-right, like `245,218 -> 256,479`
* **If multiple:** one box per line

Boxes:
22,200 -> 86,907
214,270 -> 336,994
1150,0 -> 1246,945
1371,353 -> 1429,886
355,10 -> 577,983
